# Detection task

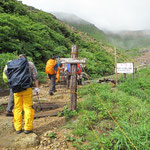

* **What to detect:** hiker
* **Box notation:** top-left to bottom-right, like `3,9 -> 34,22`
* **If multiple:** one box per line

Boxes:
6,54 -> 39,134
66,64 -> 71,89
3,62 -> 14,116
77,64 -> 82,85
66,63 -> 82,89
45,56 -> 59,95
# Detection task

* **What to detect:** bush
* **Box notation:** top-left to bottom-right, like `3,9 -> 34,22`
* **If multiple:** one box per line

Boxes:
0,52 -> 17,87
66,81 -> 150,150
117,69 -> 150,102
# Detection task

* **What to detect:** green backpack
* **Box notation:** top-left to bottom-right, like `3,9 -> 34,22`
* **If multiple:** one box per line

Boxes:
3,65 -> 8,83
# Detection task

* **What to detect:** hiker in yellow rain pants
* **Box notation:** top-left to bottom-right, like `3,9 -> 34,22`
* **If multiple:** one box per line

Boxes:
6,54 -> 39,134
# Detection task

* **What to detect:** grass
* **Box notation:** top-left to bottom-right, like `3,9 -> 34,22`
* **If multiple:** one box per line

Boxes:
0,106 -> 5,113
63,68 -> 150,150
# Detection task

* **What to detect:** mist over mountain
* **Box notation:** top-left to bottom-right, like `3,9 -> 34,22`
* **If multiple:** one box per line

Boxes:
52,12 -> 107,42
52,12 -> 89,24
52,12 -> 150,49
105,30 -> 150,49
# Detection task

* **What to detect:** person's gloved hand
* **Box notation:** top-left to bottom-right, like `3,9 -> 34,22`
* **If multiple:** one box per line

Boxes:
34,87 -> 40,95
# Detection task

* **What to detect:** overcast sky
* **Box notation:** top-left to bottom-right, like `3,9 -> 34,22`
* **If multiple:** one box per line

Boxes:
20,0 -> 150,32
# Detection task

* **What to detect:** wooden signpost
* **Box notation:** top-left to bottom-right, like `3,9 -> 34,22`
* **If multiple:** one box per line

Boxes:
60,45 -> 86,110
115,47 -> 118,85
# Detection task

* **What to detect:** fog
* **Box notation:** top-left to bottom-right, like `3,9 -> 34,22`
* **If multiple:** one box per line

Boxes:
20,0 -> 150,32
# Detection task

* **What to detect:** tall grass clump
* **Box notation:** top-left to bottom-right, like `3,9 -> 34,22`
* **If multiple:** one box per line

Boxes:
117,68 -> 150,102
65,79 -> 150,149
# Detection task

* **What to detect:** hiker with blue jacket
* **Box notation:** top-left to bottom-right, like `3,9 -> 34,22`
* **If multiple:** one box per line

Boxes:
6,54 -> 39,134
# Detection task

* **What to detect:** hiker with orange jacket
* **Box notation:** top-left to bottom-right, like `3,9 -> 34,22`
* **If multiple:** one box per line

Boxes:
45,56 -> 59,96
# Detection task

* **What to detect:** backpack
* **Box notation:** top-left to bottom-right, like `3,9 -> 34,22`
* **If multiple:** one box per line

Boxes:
3,65 -> 8,83
45,59 -> 57,75
67,64 -> 71,73
77,64 -> 81,75
7,58 -> 32,93
67,64 -> 81,74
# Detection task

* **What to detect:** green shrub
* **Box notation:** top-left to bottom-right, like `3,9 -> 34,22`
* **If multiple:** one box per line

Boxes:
66,81 -> 150,150
0,52 -> 17,87
117,69 -> 150,102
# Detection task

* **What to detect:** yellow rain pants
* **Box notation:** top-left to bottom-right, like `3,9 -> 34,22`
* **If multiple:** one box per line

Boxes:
13,88 -> 34,131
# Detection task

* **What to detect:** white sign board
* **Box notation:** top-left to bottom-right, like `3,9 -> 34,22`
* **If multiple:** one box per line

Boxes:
60,58 -> 86,64
117,63 -> 134,74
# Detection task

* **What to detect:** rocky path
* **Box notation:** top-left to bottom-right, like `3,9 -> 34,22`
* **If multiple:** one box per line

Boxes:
0,79 -> 76,150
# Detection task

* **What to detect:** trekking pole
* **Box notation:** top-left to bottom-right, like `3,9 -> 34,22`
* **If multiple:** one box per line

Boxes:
36,93 -> 42,111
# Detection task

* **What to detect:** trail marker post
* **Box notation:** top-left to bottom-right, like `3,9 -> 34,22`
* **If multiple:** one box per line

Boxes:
60,45 -> 86,110
115,47 -> 118,85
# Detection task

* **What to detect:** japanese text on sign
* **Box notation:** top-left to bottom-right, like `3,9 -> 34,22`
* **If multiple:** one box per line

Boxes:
117,63 -> 134,74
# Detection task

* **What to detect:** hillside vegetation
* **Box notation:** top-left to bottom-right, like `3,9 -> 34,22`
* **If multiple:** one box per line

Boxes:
53,12 -> 107,43
64,68 -> 150,149
0,0 -> 128,87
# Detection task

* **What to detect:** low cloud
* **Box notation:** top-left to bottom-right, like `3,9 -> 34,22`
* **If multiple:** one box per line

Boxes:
21,0 -> 150,32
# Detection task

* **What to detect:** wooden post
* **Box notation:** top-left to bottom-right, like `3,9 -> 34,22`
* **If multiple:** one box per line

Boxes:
59,46 -> 86,111
123,73 -> 126,80
132,63 -> 134,80
115,47 -> 118,85
70,45 -> 78,110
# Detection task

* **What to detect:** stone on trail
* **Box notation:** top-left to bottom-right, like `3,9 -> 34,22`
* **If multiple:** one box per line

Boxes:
0,117 -> 40,149
13,133 -> 40,149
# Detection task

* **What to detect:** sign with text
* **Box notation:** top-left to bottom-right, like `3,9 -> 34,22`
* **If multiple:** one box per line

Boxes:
117,63 -> 134,74
60,58 -> 86,64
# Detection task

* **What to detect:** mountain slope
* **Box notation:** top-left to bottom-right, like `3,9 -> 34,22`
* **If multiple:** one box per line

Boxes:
52,12 -> 107,42
0,0 -> 118,78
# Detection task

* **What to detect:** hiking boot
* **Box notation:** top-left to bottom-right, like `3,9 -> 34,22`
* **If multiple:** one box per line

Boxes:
49,92 -> 54,96
24,130 -> 33,134
6,111 -> 13,117
16,130 -> 22,134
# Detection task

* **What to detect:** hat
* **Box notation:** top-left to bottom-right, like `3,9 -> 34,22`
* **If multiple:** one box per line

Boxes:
52,55 -> 57,59
18,54 -> 27,59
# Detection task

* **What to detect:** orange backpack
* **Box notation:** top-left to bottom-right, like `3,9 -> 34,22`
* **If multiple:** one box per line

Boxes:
45,59 -> 57,75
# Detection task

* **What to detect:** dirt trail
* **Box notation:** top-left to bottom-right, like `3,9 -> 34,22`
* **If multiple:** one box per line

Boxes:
0,79 -> 77,149
33,80 -> 70,135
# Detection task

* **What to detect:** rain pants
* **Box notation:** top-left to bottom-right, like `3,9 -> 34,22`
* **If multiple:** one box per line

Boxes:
13,88 -> 34,131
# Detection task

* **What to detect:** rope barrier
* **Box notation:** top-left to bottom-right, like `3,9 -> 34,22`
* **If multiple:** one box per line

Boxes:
71,52 -> 78,55
70,86 -> 105,149
70,91 -> 77,94
79,95 -> 105,149
82,67 -> 138,150
44,68 -> 137,149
